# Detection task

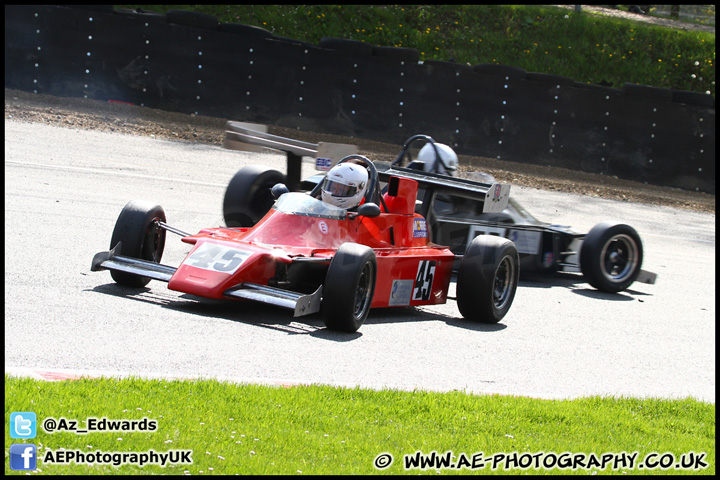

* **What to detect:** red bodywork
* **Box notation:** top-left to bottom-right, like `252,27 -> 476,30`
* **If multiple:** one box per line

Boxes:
167,176 -> 455,309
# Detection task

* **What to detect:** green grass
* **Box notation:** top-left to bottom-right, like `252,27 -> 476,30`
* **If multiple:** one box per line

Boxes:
5,375 -> 714,475
119,4 -> 715,96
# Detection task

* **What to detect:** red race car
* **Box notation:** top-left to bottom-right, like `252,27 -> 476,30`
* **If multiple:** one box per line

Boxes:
92,155 -> 519,332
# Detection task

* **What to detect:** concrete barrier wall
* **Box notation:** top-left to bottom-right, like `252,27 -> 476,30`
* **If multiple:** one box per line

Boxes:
5,5 -> 715,193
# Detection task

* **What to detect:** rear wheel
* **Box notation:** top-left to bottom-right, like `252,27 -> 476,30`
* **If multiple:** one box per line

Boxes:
580,222 -> 643,293
457,235 -> 519,323
322,243 -> 377,332
109,200 -> 166,287
223,165 -> 286,227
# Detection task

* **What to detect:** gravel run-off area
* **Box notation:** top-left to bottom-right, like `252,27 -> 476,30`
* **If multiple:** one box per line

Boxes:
5,88 -> 714,214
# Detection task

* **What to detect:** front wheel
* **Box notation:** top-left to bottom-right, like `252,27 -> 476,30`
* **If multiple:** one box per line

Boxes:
457,235 -> 519,323
580,222 -> 643,293
109,200 -> 166,287
322,243 -> 377,332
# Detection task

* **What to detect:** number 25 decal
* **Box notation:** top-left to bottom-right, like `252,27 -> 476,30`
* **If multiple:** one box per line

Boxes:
413,260 -> 436,301
185,243 -> 251,274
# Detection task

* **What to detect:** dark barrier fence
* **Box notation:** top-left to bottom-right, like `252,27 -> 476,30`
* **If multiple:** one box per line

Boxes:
5,5 -> 715,194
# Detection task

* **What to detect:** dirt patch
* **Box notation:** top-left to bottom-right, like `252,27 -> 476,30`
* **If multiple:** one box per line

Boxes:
5,88 -> 714,214
555,5 -> 715,34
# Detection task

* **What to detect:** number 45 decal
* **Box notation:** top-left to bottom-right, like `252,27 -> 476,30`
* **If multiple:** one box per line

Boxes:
413,260 -> 436,301
185,243 -> 251,274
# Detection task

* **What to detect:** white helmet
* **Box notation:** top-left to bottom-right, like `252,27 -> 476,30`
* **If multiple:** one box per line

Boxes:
320,162 -> 369,209
418,142 -> 458,175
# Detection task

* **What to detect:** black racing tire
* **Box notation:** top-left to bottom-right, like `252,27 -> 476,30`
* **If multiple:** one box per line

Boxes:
109,200 -> 166,287
580,222 -> 643,293
223,165 -> 286,227
322,243 -> 377,332
457,235 -> 519,323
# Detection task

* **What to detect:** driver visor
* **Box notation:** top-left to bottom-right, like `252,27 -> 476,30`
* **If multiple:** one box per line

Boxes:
322,178 -> 357,197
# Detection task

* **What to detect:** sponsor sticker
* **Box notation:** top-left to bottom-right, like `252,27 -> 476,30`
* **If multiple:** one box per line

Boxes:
543,252 -> 554,267
316,157 -> 333,171
389,279 -> 413,306
508,229 -> 541,255
413,219 -> 428,238
318,220 -> 329,234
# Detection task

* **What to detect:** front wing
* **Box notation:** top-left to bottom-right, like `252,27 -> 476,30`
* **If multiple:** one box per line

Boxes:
91,243 -> 323,317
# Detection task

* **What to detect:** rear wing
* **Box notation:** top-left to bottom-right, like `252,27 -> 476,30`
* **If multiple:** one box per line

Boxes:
223,122 -> 356,190
378,166 -> 511,214
223,124 -> 510,214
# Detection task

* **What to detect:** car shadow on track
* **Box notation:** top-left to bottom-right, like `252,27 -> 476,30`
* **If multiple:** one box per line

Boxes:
366,306 -> 508,332
88,283 -> 507,338
519,271 -> 597,290
518,272 -> 652,302
88,282 -> 326,331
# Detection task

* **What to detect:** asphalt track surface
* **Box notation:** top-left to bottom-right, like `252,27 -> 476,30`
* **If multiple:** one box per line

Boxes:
5,120 -> 716,402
